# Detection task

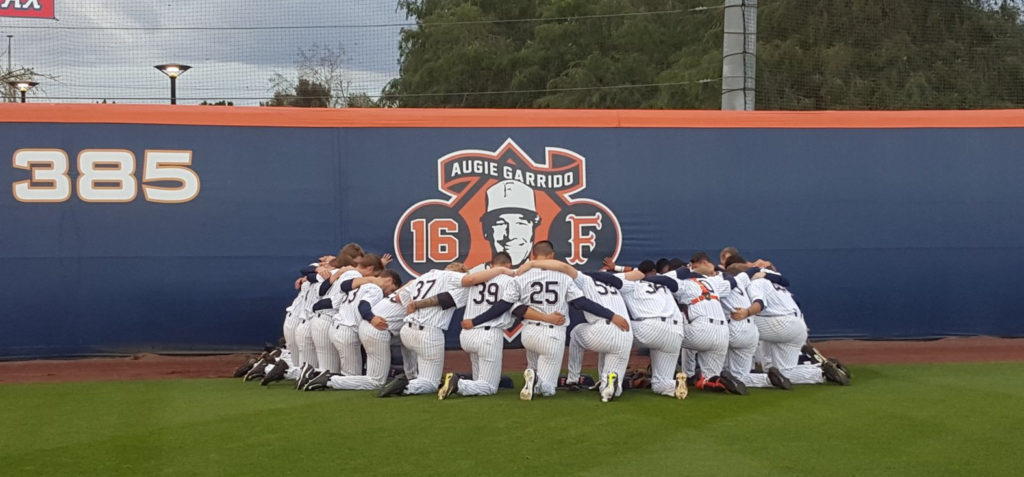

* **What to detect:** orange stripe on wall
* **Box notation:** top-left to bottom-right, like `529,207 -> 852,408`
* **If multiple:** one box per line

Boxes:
3,104 -> 1024,128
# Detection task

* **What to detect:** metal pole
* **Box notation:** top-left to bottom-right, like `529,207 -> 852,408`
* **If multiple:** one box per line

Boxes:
20,90 -> 25,103
721,0 -> 757,111
170,76 -> 177,105
5,35 -> 11,103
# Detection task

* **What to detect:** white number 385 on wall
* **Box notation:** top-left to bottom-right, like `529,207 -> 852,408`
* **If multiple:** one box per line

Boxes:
11,149 -> 200,203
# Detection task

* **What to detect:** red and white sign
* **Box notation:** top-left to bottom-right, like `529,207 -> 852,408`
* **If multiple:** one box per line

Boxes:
0,0 -> 54,19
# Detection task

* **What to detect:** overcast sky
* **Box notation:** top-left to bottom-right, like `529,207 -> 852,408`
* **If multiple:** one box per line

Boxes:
0,0 -> 408,105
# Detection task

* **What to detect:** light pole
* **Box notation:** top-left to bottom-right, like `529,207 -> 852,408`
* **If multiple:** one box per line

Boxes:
154,64 -> 191,104
6,80 -> 38,103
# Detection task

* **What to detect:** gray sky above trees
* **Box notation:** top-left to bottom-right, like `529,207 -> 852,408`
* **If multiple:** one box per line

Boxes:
0,0 -> 406,104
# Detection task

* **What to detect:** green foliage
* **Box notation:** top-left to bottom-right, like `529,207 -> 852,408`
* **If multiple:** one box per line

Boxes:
262,77 -> 332,108
758,0 -> 1024,109
384,0 -> 722,108
198,100 -> 234,106
345,92 -> 382,108
386,0 -> 1024,109
2,363 -> 1024,475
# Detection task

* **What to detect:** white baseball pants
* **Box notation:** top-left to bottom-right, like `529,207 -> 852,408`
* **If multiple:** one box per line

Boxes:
521,322 -> 566,397
631,318 -> 684,397
726,319 -> 772,387
567,321 -> 632,397
681,317 -> 730,378
311,313 -> 339,373
327,320 -> 391,390
457,326 -> 505,396
328,322 -> 362,377
755,313 -> 824,384
400,323 -> 445,394
293,318 -> 318,369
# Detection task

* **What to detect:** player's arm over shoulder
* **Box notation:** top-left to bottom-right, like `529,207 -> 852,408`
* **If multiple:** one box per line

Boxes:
522,259 -> 578,279
461,266 -> 512,287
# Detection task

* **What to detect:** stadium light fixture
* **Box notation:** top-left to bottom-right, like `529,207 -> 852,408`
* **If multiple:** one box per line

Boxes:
6,80 -> 38,103
154,64 -> 192,104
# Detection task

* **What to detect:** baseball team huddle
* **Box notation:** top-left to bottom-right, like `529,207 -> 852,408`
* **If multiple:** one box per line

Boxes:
236,241 -> 852,402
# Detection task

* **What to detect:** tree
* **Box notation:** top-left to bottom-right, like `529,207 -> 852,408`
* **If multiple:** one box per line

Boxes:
344,92 -> 381,108
757,0 -> 1024,109
383,0 -> 735,108
265,44 -> 352,108
263,78 -> 332,107
199,100 -> 234,106
385,0 -> 1024,110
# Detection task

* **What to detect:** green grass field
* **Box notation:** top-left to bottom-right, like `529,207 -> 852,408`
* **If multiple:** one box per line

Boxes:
2,362 -> 1022,476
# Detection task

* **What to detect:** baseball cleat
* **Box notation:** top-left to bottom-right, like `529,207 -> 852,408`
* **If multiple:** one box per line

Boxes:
378,374 -> 409,397
520,369 -> 536,401
767,367 -> 793,390
233,357 -> 258,378
674,372 -> 688,400
438,372 -> 460,400
260,359 -> 289,386
821,360 -> 851,386
719,370 -> 748,395
295,364 -> 316,390
600,373 -> 617,402
243,359 -> 267,382
303,370 -> 332,391
801,343 -> 828,365
830,358 -> 852,379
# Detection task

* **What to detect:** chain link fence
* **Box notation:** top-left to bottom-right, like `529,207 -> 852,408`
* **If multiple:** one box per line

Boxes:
2,0 -> 1023,109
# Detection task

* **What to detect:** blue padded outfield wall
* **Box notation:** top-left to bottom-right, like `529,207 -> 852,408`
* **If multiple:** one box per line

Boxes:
2,106 -> 1022,358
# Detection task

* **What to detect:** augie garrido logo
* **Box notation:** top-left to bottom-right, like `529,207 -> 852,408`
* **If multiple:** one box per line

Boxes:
393,139 -> 621,277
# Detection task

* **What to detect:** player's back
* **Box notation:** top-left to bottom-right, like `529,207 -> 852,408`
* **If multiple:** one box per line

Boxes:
406,269 -> 467,329
574,274 -> 628,323
675,276 -> 729,321
463,274 -> 516,329
747,278 -> 801,316
618,276 -> 678,319
372,292 -> 409,334
507,268 -> 582,323
719,272 -> 751,313
336,283 -> 384,327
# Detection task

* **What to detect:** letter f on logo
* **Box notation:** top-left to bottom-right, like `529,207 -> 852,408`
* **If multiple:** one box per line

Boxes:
566,212 -> 602,265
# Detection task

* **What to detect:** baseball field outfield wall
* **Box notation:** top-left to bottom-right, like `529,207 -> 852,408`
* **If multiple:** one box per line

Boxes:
2,105 -> 1023,358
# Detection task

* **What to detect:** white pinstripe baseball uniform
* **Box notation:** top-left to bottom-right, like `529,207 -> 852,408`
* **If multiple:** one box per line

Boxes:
456,273 -> 515,396
566,273 -> 632,397
330,282 -> 384,376
294,272 -> 332,369
311,269 -> 360,373
671,273 -> 732,379
616,274 -> 685,397
746,277 -> 826,384
504,268 -> 584,397
717,272 -> 774,388
401,269 -> 468,395
325,289 -> 416,390
282,264 -> 317,360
